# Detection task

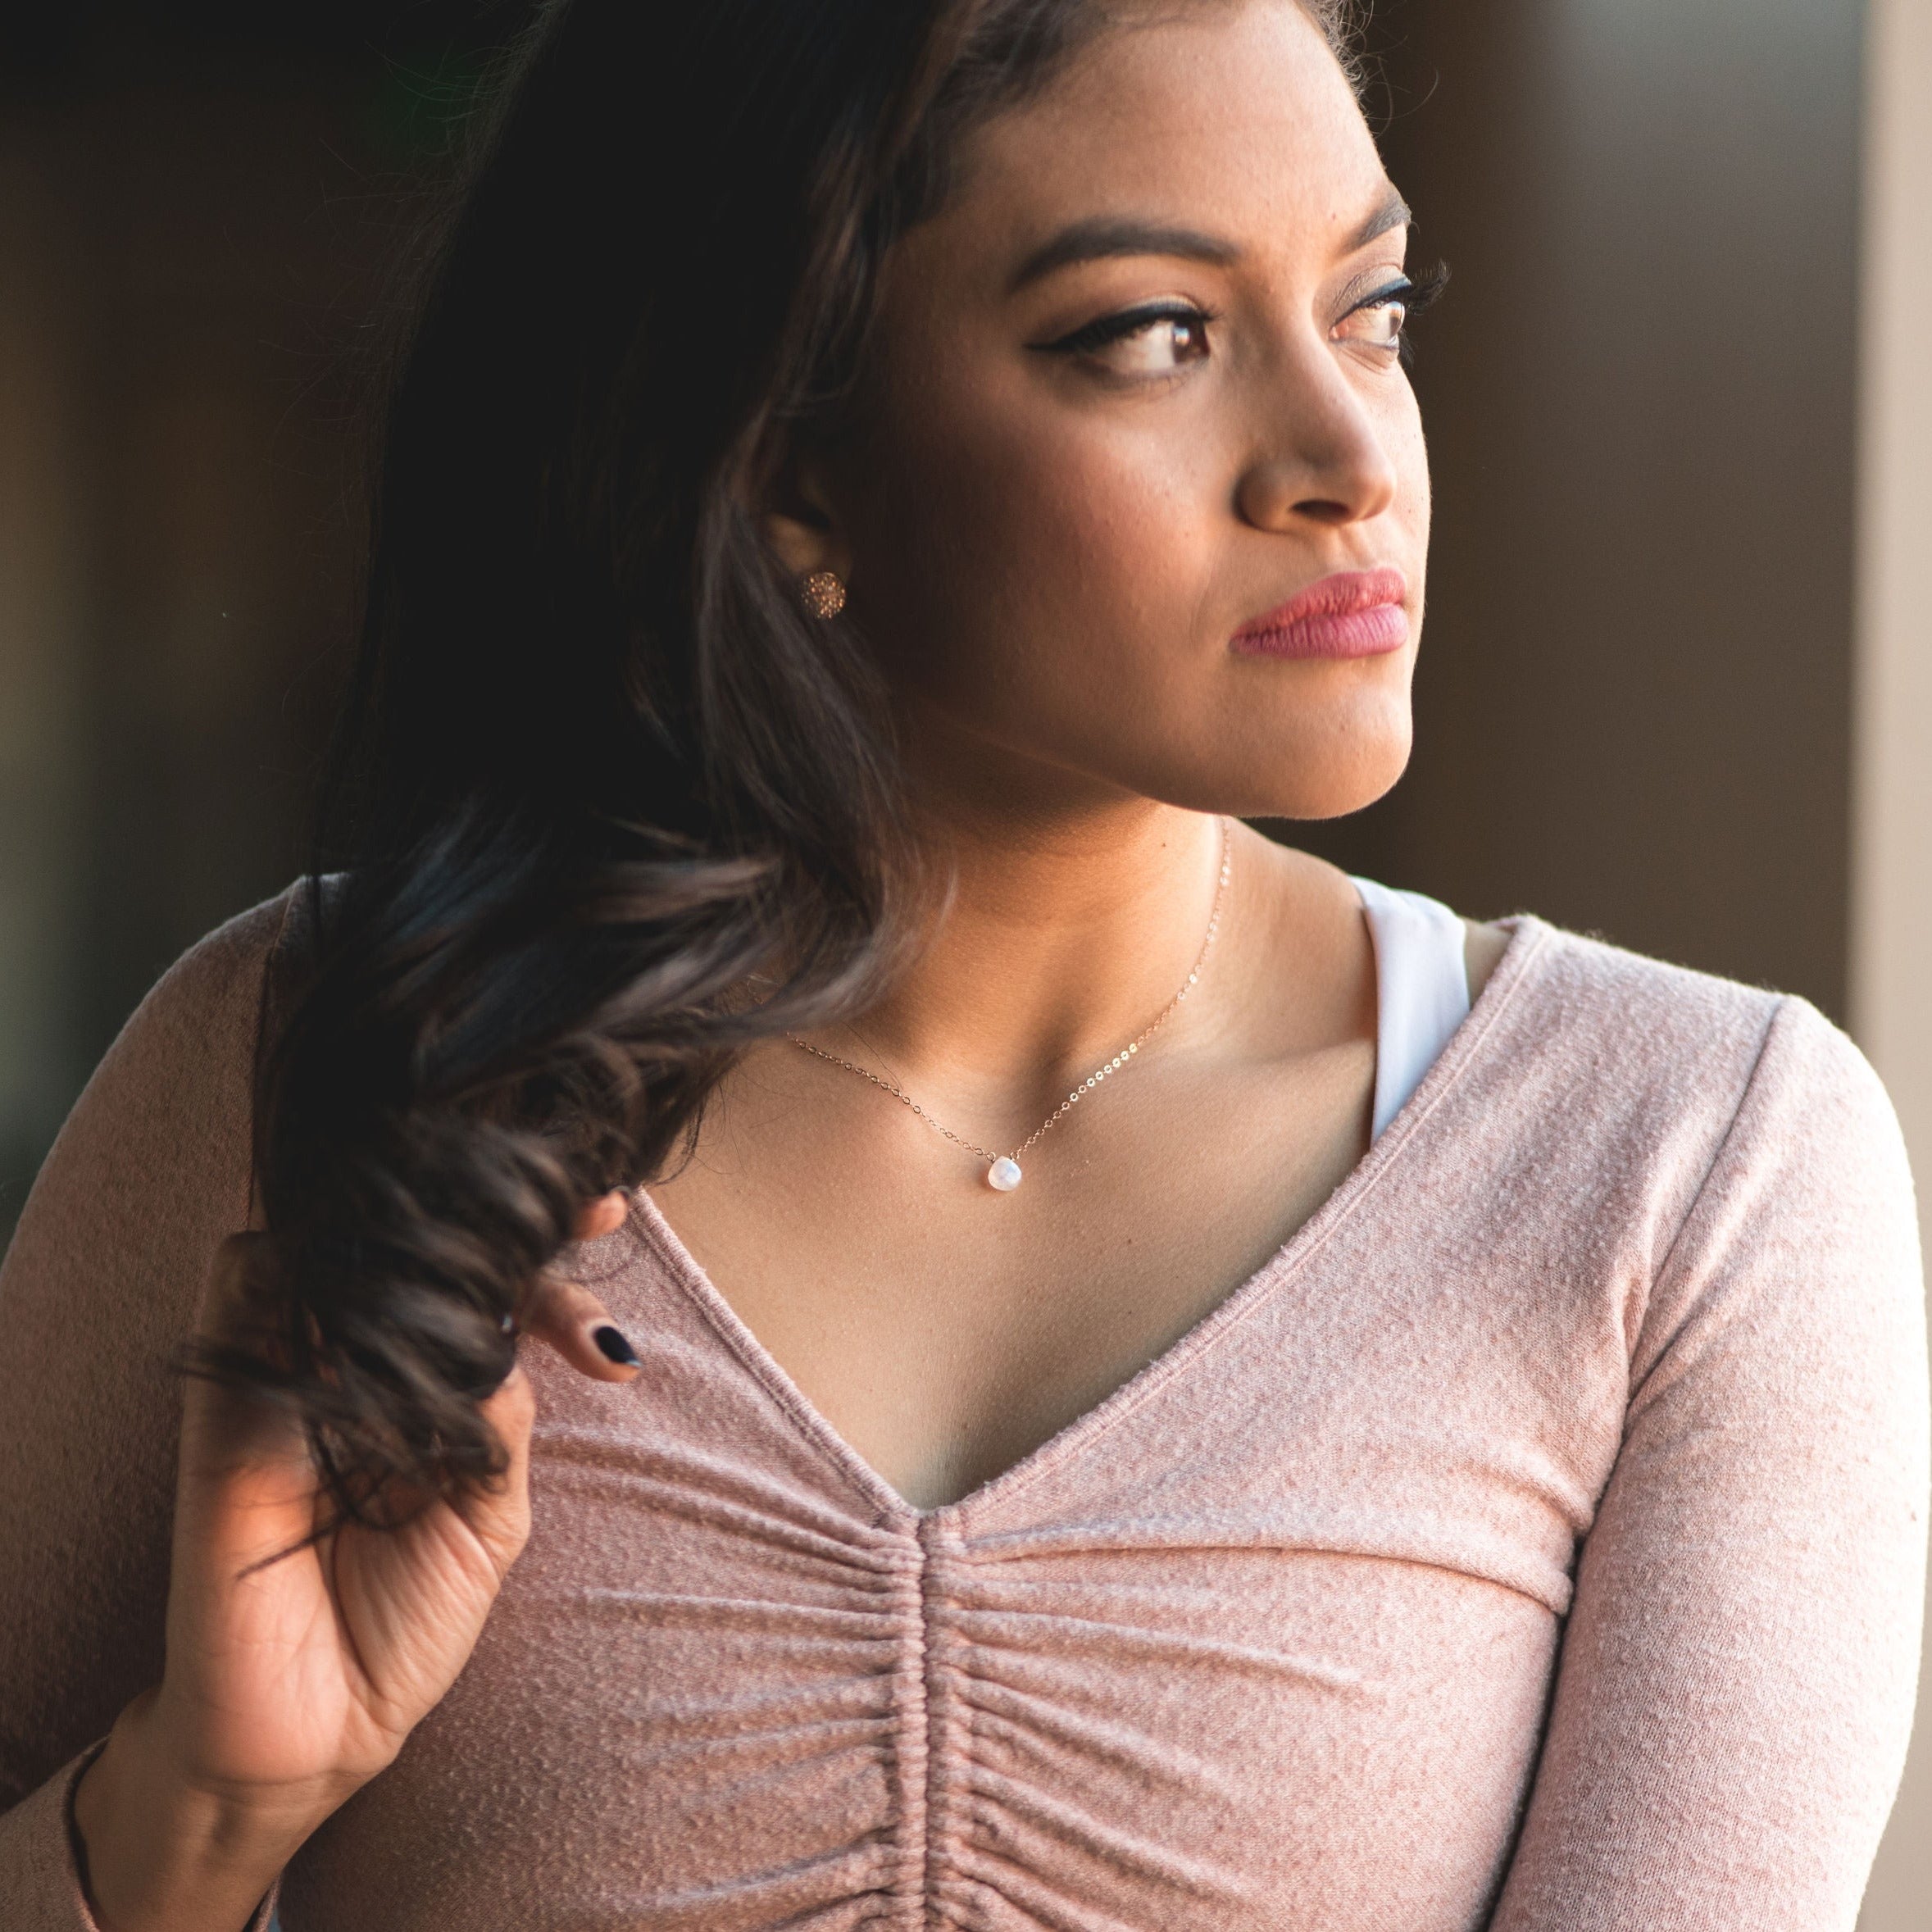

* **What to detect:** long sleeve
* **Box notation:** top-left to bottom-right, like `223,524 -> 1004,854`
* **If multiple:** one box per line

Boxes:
1491,996 -> 1930,1930
0,892 -> 293,1932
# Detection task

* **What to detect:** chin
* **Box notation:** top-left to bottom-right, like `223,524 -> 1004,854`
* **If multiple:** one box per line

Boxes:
1207,697 -> 1415,822
1249,759 -> 1409,822
1040,680 -> 1415,822
1118,731 -> 1411,827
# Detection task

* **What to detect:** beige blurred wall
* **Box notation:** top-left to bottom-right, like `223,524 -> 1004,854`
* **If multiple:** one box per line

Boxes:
1307,0 -> 1863,1015
1851,0 -> 1932,1921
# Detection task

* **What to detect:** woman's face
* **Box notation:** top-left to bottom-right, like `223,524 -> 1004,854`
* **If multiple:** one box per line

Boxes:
821,0 -> 1430,823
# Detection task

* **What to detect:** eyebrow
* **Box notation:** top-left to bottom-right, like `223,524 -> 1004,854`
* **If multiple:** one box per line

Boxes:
1006,186 -> 1413,296
1353,188 -> 1414,250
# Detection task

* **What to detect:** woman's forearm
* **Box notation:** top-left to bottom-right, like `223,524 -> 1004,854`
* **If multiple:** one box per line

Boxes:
70,1687 -> 346,1932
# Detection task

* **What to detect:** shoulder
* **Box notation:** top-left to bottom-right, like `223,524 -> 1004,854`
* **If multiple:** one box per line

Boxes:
1425,924 -> 1923,1437
1449,916 -> 1906,1207
98,883 -> 311,1121
1493,916 -> 1788,1102
1520,918 -> 1889,1100
0,879 -> 315,1379
1504,916 -> 1784,1035
132,883 -> 305,1038
1485,917 -> 1912,1238
25,882 -> 311,1238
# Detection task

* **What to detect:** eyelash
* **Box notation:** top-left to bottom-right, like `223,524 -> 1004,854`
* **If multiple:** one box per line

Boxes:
1384,262 -> 1449,370
1038,261 -> 1450,372
1042,300 -> 1222,361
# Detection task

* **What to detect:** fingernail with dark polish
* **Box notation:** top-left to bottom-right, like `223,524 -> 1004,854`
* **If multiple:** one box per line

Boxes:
593,1324 -> 642,1366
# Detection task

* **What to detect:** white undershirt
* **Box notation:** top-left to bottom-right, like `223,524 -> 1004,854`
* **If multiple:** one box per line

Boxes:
1352,875 -> 1472,1142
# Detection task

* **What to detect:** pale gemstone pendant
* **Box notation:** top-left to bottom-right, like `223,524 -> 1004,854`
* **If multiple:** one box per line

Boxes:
987,1157 -> 1024,1193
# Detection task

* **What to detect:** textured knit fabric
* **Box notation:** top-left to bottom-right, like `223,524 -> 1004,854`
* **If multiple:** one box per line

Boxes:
0,883 -> 1925,1932
1352,875 -> 1471,1140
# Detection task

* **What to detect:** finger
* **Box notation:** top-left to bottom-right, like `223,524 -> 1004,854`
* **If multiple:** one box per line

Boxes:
520,1272 -> 643,1383
448,1360 -> 539,1575
573,1190 -> 631,1243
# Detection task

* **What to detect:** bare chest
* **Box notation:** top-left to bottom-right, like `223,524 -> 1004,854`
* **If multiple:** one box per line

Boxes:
646,1036 -> 1375,1508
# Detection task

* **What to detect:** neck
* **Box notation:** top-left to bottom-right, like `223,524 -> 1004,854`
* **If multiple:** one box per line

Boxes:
823,786 -> 1231,1117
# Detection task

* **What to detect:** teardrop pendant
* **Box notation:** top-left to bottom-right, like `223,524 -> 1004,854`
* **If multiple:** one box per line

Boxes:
987,1157 -> 1023,1193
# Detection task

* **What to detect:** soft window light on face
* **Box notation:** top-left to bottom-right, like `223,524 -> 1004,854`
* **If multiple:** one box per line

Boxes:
822,0 -> 1431,827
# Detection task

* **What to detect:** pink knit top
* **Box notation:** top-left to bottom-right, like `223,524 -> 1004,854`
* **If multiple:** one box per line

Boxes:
0,886 -> 1925,1930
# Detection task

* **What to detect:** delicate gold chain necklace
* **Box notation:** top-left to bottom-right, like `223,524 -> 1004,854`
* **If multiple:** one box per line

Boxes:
789,817 -> 1233,1193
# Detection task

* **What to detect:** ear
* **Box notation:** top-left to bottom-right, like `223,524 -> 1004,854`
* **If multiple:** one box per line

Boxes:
752,439 -> 854,585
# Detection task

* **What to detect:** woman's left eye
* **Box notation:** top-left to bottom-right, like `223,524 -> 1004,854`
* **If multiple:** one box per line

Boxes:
1333,281 -> 1416,355
1036,303 -> 1216,376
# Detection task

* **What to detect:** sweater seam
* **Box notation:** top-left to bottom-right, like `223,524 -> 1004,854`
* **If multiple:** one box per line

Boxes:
918,1520 -> 953,1925
1622,991 -> 1789,1424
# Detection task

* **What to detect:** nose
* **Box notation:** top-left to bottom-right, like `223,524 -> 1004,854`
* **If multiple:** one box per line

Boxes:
1234,342 -> 1402,532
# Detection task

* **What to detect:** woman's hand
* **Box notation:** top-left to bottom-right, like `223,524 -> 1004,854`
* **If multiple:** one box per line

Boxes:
70,1193 -> 641,1932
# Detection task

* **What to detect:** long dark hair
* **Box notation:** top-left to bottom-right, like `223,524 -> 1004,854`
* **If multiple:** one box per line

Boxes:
200,0 -> 1357,1541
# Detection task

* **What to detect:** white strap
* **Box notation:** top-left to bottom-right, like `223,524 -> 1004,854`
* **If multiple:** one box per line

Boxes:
1352,876 -> 1471,1142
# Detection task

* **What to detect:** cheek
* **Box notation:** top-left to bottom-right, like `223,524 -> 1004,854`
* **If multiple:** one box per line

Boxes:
840,355 -> 1430,818
1391,393 -> 1432,564
853,393 -> 1219,727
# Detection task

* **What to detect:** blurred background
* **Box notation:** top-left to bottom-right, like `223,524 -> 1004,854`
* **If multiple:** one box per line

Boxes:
0,0 -> 1926,1919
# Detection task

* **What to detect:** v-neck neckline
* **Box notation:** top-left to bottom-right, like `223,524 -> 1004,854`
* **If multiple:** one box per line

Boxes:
622,915 -> 1552,1530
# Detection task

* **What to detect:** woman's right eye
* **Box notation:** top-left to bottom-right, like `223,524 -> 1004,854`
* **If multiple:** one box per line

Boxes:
1034,303 -> 1217,377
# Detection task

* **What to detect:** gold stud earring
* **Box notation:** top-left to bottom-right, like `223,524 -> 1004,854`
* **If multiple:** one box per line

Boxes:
801,570 -> 847,619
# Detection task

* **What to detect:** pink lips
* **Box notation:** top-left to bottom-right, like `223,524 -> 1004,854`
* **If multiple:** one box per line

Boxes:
1229,566 -> 1410,660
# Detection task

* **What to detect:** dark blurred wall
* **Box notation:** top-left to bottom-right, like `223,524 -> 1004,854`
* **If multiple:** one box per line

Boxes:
0,5 -> 539,1230
1303,0 -> 1863,1021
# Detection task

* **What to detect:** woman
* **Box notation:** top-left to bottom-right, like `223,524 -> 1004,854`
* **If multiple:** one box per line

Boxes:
1,0 -> 1924,1926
